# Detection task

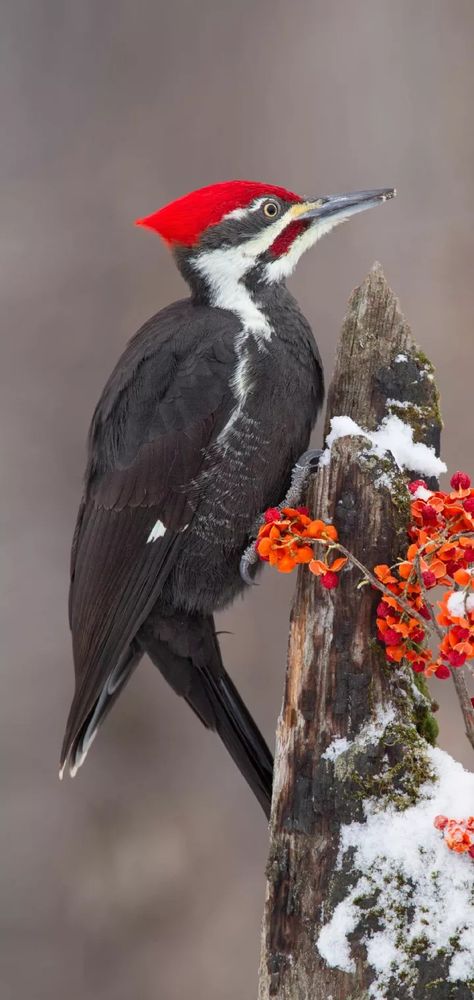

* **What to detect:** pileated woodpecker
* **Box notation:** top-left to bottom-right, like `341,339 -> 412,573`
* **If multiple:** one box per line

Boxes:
61,180 -> 394,816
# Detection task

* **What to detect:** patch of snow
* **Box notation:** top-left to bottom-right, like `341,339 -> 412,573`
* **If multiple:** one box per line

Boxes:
322,737 -> 350,761
358,704 -> 396,747
409,677 -> 431,708
395,353 -> 408,363
321,415 -> 365,460
321,413 -> 446,478
317,891 -> 358,972
450,948 -> 474,982
386,398 -> 419,411
365,932 -> 404,976
322,708 -> 395,765
466,595 -> 474,613
412,485 -> 433,501
374,471 -> 395,491
316,746 -> 474,995
447,591 -> 467,618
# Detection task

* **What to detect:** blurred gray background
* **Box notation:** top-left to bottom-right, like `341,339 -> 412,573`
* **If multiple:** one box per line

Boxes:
1,2 -> 473,998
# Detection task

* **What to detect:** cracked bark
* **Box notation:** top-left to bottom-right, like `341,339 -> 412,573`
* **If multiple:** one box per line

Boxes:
257,264 -> 472,999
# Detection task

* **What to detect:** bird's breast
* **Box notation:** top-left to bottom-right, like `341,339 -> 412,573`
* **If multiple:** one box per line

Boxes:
193,333 -> 315,542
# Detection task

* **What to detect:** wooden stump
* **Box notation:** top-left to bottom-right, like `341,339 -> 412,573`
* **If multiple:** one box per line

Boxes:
258,265 -> 474,999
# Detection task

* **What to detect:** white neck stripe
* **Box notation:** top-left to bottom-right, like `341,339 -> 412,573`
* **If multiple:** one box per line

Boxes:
192,245 -> 272,339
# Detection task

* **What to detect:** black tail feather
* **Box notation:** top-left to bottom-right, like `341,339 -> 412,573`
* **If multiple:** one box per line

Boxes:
60,642 -> 142,776
141,614 -> 273,818
201,662 -> 273,818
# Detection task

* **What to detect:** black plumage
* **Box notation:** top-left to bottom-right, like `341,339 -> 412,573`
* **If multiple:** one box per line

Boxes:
61,180 -> 350,817
62,181 -> 394,815
62,291 -> 323,815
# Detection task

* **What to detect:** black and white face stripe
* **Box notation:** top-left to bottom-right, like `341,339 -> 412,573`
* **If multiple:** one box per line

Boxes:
186,196 -> 300,332
188,195 -> 354,315
221,196 -> 269,222
189,188 -> 395,289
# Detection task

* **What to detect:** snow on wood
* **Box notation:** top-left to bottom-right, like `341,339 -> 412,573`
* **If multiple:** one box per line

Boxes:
321,412 -> 447,478
317,744 -> 474,995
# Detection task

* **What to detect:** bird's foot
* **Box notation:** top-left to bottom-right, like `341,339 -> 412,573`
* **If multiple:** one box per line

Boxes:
239,448 -> 322,586
281,448 -> 323,509
240,539 -> 260,586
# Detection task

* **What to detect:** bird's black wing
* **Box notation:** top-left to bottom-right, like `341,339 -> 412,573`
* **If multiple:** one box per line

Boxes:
61,300 -> 237,770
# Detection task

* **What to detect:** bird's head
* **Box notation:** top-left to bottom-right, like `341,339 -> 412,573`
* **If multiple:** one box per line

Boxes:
136,180 -> 395,296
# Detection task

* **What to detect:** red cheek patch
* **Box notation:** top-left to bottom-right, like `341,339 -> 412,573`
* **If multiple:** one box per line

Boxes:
268,220 -> 308,257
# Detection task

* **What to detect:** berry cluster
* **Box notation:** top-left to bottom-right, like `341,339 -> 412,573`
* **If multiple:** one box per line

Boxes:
375,472 -> 474,680
256,506 -> 346,586
434,814 -> 474,857
256,473 -> 474,691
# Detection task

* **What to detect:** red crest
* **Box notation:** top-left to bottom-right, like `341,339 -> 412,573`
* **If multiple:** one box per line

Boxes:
135,180 -> 301,246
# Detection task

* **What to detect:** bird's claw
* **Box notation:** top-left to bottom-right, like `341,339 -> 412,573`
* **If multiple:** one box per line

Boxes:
240,449 -> 322,587
294,448 -> 323,472
240,541 -> 259,586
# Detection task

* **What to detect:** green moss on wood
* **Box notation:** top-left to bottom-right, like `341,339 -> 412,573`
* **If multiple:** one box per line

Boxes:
351,721 -> 434,811
411,673 -> 439,745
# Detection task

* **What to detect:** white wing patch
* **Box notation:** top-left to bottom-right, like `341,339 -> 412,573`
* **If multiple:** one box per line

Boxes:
147,518 -> 167,543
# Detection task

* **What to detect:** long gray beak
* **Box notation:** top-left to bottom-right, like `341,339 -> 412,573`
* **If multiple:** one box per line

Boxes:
298,187 -> 396,222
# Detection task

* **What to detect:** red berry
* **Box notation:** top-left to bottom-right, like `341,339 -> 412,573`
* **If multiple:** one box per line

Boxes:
411,660 -> 426,673
446,561 -> 461,577
422,505 -> 438,525
422,570 -> 437,589
468,845 -> 474,859
471,697 -> 474,709
447,650 -> 467,667
383,628 -> 401,646
321,571 -> 339,590
386,646 -> 403,663
419,604 -> 431,620
463,497 -> 474,514
442,547 -> 456,561
377,601 -> 390,619
295,506 -> 309,516
451,626 -> 470,642
451,471 -> 471,490
411,627 -> 425,644
435,664 -> 451,679
434,815 -> 449,830
408,479 -> 428,494
264,507 -> 281,523
462,547 -> 474,562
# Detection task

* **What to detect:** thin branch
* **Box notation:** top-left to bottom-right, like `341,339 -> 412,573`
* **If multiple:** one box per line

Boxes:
451,666 -> 474,750
333,541 -> 435,633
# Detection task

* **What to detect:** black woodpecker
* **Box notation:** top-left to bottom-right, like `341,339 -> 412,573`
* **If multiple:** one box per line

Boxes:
61,180 -> 395,817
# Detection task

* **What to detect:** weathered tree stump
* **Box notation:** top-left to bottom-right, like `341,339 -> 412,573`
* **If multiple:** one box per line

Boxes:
258,265 -> 474,999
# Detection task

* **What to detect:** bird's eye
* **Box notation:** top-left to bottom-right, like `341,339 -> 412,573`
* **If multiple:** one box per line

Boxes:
263,200 -> 280,219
